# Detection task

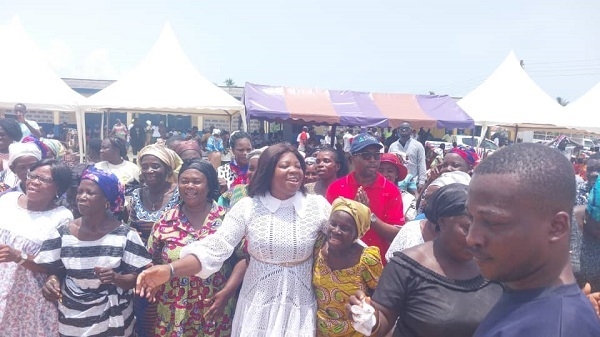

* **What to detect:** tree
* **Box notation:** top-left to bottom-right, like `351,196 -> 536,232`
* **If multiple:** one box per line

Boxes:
224,78 -> 235,87
556,97 -> 569,106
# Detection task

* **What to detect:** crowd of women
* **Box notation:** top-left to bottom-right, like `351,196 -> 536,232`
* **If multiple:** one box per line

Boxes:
0,115 -> 599,336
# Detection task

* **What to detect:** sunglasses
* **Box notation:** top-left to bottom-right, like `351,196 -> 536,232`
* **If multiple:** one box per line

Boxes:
355,152 -> 381,160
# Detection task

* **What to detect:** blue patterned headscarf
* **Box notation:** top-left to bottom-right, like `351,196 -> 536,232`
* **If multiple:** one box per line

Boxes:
81,166 -> 125,214
588,179 -> 600,222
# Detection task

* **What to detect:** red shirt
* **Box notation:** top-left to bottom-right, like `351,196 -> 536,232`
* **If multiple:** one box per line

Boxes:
326,172 -> 404,258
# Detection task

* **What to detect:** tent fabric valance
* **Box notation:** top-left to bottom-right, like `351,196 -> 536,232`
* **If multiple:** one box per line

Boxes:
244,82 -> 474,129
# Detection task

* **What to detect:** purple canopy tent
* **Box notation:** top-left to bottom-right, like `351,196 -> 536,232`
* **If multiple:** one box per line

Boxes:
243,82 -> 474,129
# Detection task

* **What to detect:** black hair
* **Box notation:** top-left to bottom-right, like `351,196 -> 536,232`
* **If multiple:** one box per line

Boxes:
248,143 -> 306,197
179,158 -> 220,202
473,143 -> 575,213
315,145 -> 350,178
107,136 -> 128,160
70,163 -> 90,187
29,158 -> 72,196
166,135 -> 185,151
0,118 -> 23,142
14,103 -> 26,112
229,131 -> 252,149
88,138 -> 102,154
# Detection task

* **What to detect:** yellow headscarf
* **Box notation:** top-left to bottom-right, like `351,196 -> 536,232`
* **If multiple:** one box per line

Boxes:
331,197 -> 371,239
137,144 -> 183,182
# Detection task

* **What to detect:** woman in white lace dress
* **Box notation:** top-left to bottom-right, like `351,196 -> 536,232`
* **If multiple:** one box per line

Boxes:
137,143 -> 331,336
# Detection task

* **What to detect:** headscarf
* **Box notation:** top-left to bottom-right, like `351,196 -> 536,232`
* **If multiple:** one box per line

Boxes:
331,197 -> 371,239
448,146 -> 479,168
180,159 -> 220,202
81,166 -> 125,214
137,144 -> 183,182
588,179 -> 600,222
429,171 -> 471,188
40,138 -> 66,159
423,183 -> 468,225
7,142 -> 42,167
175,140 -> 201,157
21,136 -> 51,159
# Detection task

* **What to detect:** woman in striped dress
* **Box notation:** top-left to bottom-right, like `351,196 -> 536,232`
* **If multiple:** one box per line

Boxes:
34,166 -> 151,336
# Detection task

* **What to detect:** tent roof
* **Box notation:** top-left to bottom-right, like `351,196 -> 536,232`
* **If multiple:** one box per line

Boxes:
85,23 -> 244,117
0,17 -> 85,112
457,51 -> 565,129
562,81 -> 600,134
244,82 -> 474,129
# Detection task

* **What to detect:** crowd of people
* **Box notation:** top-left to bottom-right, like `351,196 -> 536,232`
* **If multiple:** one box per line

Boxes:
0,104 -> 599,336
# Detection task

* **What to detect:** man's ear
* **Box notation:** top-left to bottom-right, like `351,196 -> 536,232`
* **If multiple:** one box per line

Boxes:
548,211 -> 570,242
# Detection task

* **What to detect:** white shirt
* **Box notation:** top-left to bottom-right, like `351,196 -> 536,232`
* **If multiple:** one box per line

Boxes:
19,119 -> 40,140
343,132 -> 353,152
389,138 -> 427,186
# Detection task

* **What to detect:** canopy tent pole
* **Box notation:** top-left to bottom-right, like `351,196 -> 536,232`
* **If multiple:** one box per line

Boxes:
76,108 -> 85,163
330,125 -> 337,147
100,110 -> 106,140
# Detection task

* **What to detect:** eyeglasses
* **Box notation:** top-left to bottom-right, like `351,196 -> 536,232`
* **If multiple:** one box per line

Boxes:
26,171 -> 54,184
355,152 -> 381,160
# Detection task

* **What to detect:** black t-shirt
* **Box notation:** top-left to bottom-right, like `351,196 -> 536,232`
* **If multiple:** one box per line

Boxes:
474,283 -> 600,337
373,253 -> 503,337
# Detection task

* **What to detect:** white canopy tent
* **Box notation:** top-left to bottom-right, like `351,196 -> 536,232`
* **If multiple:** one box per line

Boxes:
84,22 -> 246,142
0,17 -> 87,155
561,81 -> 600,134
458,51 -> 573,138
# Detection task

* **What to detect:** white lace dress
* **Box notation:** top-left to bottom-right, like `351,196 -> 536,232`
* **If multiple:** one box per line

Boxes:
181,192 -> 331,337
385,219 -> 425,262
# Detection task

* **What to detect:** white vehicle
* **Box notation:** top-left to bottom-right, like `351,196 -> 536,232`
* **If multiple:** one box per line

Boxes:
426,135 -> 499,152
583,138 -> 595,151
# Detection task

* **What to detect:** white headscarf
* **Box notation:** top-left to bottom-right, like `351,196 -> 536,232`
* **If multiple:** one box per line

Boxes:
429,171 -> 471,187
8,142 -> 42,167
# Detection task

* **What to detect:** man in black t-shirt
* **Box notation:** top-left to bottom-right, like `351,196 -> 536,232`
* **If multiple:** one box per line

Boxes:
467,143 -> 600,337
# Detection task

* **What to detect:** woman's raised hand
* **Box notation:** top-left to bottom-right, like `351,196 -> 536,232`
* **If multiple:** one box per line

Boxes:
135,264 -> 171,302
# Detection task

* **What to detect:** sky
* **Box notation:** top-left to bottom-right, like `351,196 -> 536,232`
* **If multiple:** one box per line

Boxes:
1,0 -> 600,102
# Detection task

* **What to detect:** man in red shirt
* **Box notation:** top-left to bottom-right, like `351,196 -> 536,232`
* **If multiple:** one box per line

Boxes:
326,133 -> 404,258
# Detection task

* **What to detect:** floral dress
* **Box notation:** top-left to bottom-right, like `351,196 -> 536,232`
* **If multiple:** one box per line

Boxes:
0,192 -> 73,337
147,202 -> 246,336
313,246 -> 383,337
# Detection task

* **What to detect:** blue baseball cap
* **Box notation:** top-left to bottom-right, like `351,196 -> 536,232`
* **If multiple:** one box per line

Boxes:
351,133 -> 382,154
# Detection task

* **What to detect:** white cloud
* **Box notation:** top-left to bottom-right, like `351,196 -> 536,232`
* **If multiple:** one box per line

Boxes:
81,48 -> 119,79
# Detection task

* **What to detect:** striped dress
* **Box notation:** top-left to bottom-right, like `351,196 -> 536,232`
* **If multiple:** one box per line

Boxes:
35,223 -> 152,337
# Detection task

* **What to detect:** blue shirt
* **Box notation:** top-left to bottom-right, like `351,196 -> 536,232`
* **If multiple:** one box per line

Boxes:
474,283 -> 600,337
206,135 -> 224,153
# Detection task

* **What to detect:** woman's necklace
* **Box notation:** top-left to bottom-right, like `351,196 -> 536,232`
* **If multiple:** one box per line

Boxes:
145,183 -> 170,211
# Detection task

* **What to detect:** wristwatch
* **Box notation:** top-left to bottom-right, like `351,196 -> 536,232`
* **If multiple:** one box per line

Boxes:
370,212 -> 378,224
17,251 -> 27,265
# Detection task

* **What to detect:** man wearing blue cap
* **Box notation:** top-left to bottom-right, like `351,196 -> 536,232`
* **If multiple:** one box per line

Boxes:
326,133 -> 404,262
